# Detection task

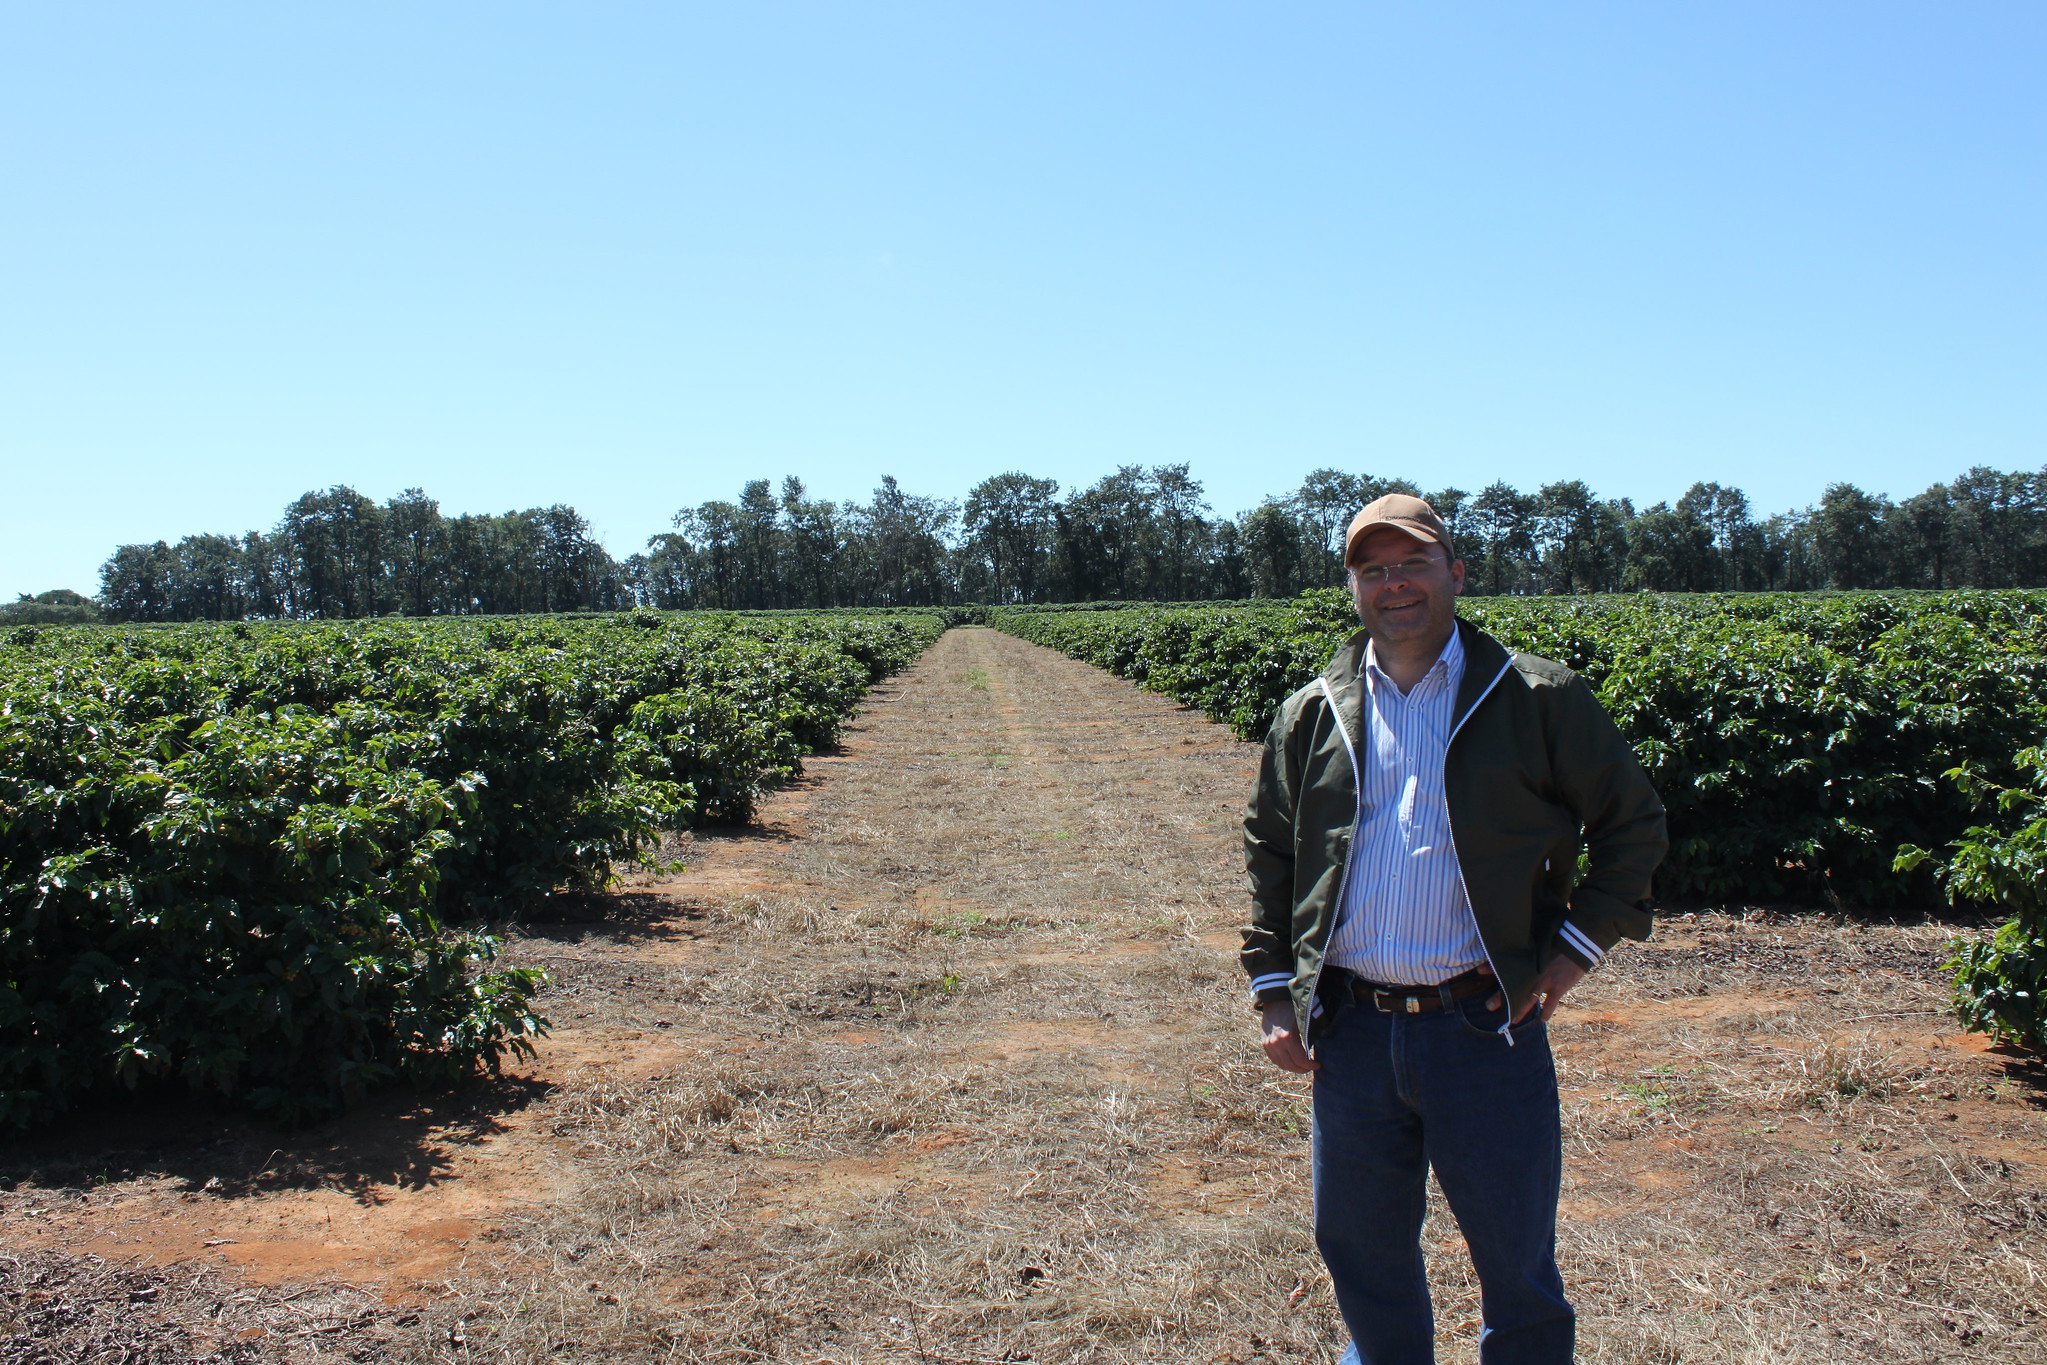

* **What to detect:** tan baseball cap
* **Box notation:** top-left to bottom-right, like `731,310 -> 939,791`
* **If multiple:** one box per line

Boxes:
1344,493 -> 1457,565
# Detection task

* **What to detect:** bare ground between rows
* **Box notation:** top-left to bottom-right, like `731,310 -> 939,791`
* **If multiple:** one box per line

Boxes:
5,627 -> 2045,1364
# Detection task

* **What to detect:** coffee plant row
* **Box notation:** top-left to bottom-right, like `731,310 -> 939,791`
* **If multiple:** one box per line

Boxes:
0,610 -> 942,1131
991,591 -> 2047,1050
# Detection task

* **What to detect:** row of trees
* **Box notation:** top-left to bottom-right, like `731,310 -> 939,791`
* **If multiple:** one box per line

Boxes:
643,468 -> 1230,609
1437,470 -> 2047,597
97,489 -> 629,623
89,463 -> 2047,621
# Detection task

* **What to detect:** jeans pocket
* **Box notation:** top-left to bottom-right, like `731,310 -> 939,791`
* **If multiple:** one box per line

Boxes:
1456,992 -> 1545,1038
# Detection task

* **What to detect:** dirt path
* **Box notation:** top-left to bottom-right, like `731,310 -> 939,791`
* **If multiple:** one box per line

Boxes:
6,626 -> 2045,1363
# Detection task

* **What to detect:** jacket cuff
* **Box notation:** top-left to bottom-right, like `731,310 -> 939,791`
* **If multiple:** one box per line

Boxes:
1558,886 -> 1655,969
1554,918 -> 1609,971
1568,886 -> 1656,943
1248,970 -> 1293,1002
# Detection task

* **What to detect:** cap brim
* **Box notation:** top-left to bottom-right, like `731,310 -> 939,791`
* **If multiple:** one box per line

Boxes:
1346,519 -> 1450,563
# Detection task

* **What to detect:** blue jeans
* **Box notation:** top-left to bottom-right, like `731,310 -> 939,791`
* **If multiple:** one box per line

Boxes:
1312,988 -> 1573,1365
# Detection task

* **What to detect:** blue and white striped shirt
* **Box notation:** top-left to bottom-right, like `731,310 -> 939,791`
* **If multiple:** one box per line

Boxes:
1324,628 -> 1492,987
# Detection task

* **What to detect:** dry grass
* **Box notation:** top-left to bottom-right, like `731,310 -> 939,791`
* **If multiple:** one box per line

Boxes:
1554,915 -> 2045,1362
393,629 -> 1348,1363
6,628 -> 2043,1363
0,1249 -> 399,1362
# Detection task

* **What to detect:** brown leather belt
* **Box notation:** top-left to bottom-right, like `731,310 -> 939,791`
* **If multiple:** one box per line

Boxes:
1335,968 -> 1492,1015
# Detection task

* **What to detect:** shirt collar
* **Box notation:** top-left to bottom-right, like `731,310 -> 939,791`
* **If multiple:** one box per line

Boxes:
1364,622 -> 1464,698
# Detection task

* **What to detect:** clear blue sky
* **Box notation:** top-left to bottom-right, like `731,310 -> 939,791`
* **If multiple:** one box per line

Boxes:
4,3 -> 2041,596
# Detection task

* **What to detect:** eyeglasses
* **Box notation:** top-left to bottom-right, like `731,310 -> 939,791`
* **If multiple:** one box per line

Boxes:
1350,556 -> 1442,586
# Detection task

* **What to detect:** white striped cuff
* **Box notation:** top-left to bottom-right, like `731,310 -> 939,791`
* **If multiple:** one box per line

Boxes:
1248,971 -> 1293,999
1558,920 -> 1605,966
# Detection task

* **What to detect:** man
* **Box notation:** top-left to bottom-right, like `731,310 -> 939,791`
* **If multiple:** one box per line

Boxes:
1242,494 -> 1666,1365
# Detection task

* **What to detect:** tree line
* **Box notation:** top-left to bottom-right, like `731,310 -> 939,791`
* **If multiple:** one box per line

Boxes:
84,463 -> 2047,621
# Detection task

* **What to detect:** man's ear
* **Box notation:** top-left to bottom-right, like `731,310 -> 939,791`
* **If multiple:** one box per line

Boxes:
1449,558 -> 1467,596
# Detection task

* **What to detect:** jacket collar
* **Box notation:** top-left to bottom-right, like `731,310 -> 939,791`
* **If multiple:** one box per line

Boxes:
1450,618 -> 1513,724
1321,617 -> 1513,742
1318,629 -> 1370,753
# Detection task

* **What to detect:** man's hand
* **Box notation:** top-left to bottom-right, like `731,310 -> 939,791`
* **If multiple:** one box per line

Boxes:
1479,958 -> 1588,1024
1260,1001 -> 1319,1073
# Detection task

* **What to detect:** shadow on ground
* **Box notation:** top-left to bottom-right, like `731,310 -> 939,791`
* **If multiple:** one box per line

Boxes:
515,888 -> 716,942
1988,1048 -> 2047,1109
0,1072 -> 551,1202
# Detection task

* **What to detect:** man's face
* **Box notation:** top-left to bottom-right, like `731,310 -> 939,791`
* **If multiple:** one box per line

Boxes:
1348,527 -> 1466,648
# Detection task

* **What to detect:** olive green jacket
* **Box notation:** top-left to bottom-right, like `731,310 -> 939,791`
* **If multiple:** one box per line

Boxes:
1242,618 -> 1667,1037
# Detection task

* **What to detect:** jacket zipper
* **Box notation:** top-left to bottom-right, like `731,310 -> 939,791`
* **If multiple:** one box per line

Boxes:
1444,657 -> 1518,1041
1311,649 -> 1517,1047
1309,676 -> 1361,1045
